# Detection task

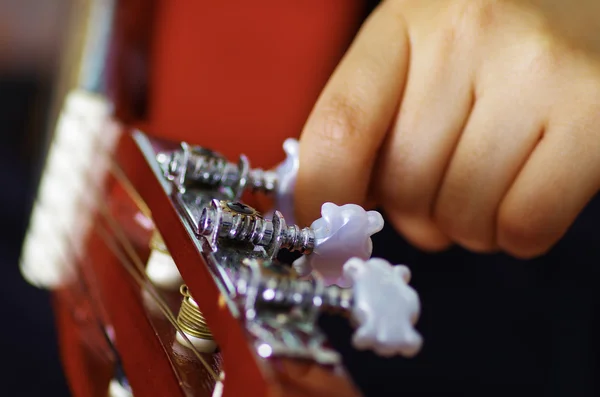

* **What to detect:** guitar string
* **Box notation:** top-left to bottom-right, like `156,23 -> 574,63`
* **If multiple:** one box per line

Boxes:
70,241 -> 133,370
110,162 -> 151,218
33,157 -> 216,380
40,212 -> 122,366
35,199 -> 218,382
94,153 -> 219,380
49,133 -> 219,381
93,217 -> 218,382
26,176 -> 121,365
89,187 -> 219,381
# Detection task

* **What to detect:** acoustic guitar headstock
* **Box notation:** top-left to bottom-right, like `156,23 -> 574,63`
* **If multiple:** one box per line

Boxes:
118,130 -> 423,396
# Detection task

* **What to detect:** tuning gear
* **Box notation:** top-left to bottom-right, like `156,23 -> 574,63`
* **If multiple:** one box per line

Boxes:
234,258 -> 422,358
159,142 -> 277,200
197,199 -> 383,287
198,199 -> 314,258
158,138 -> 302,222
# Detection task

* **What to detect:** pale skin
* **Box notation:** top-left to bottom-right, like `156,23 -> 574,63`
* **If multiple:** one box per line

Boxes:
295,0 -> 600,259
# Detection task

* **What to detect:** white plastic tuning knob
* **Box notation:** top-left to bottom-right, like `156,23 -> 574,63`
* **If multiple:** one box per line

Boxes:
343,257 -> 422,357
292,202 -> 384,287
273,138 -> 300,224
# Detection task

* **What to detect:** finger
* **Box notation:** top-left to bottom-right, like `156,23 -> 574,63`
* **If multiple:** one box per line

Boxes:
375,26 -> 474,251
295,1 -> 410,226
497,112 -> 600,259
433,92 -> 545,252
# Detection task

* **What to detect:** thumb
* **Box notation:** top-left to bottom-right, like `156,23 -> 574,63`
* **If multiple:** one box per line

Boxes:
294,2 -> 410,226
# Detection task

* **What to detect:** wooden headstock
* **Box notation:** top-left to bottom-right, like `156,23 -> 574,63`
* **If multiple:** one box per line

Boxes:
25,113 -> 421,396
107,129 -> 362,397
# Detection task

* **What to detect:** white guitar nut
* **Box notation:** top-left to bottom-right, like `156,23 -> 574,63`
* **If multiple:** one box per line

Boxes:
344,257 -> 423,358
292,203 -> 384,287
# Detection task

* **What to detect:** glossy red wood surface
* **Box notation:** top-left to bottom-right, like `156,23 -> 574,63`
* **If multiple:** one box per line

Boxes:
53,288 -> 114,397
122,0 -> 369,168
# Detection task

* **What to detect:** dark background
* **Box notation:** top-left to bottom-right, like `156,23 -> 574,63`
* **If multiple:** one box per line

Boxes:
0,2 -> 71,395
1,2 -> 600,397
0,73 -> 70,396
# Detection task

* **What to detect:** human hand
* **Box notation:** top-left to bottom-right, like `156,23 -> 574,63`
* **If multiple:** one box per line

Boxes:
295,0 -> 600,258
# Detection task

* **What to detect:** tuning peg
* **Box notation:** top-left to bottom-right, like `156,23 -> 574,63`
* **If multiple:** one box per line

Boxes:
270,139 -> 385,287
343,257 -> 422,357
292,202 -> 384,287
233,257 -> 422,359
198,199 -> 315,258
158,142 -> 277,199
198,199 -> 383,287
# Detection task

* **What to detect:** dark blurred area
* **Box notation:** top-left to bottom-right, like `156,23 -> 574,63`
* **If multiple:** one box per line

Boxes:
0,1 -> 71,395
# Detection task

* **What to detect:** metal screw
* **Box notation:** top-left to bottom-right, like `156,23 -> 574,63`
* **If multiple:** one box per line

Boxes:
198,200 -> 314,256
163,143 -> 278,199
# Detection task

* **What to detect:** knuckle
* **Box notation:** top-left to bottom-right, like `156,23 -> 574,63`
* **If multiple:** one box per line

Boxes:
496,206 -> 549,259
522,34 -> 564,77
433,208 -> 496,253
387,211 -> 452,252
435,25 -> 462,56
313,92 -> 370,145
376,157 -> 433,215
451,0 -> 504,36
432,203 -> 460,238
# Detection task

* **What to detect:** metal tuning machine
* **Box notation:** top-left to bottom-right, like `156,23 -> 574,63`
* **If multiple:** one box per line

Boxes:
158,141 -> 277,200
134,131 -> 422,367
233,257 -> 422,360
197,199 -> 314,260
233,258 -> 341,364
183,196 -> 386,288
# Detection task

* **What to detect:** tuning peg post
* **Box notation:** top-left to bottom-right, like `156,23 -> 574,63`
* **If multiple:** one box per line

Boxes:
197,199 -> 383,287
